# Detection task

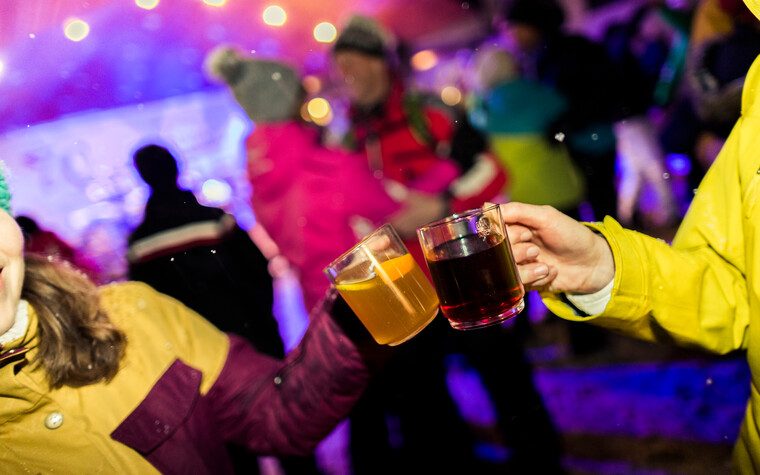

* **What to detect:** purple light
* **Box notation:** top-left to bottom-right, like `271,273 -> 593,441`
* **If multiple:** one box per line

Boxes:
666,153 -> 692,177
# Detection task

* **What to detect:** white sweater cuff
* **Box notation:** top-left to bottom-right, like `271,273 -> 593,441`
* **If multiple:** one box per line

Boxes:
565,278 -> 614,315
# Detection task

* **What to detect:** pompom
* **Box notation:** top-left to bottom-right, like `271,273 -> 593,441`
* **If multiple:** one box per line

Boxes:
0,162 -> 11,215
204,46 -> 245,85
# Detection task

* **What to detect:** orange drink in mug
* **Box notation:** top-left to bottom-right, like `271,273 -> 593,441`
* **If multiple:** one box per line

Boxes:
324,224 -> 440,346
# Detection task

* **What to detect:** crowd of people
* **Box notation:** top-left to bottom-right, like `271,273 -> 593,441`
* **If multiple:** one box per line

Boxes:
3,0 -> 760,473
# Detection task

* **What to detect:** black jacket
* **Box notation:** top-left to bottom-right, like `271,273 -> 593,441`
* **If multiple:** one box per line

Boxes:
128,189 -> 284,358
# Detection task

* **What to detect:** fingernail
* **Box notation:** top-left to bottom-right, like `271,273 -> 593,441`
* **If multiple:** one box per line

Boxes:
526,246 -> 539,258
520,231 -> 531,241
534,265 -> 548,277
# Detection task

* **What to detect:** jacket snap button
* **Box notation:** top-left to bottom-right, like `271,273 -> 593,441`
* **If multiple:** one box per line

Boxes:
44,411 -> 64,430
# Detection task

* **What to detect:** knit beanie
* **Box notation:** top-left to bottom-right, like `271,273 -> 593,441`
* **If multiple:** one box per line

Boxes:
205,47 -> 303,123
0,163 -> 11,215
333,15 -> 396,59
505,0 -> 565,34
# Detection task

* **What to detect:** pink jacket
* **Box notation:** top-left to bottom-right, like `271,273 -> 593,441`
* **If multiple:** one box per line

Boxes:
247,121 -> 401,312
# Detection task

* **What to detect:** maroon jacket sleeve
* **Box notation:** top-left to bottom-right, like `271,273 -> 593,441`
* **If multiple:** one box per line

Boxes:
204,292 -> 391,456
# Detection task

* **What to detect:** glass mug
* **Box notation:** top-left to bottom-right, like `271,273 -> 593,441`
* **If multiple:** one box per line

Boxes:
324,224 -> 440,346
417,203 -> 525,330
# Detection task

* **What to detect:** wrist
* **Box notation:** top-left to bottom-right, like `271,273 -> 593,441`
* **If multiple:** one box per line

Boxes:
588,233 -> 615,293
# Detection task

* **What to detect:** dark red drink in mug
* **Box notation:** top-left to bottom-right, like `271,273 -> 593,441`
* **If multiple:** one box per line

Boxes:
417,204 -> 525,329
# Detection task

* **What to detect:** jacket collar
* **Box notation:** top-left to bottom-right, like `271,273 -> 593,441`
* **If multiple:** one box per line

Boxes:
0,300 -> 35,364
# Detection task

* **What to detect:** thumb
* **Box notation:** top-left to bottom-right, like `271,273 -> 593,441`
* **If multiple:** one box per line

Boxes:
499,202 -> 550,228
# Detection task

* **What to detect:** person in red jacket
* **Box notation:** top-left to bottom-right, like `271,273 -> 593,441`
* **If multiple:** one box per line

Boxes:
334,18 -> 508,210
331,15 -> 563,474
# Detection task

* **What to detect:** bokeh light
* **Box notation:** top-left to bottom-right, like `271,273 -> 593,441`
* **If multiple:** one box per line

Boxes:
307,97 -> 330,119
0,60 -> 5,80
313,110 -> 333,126
203,0 -> 227,6
135,0 -> 159,9
64,19 -> 90,42
410,50 -> 438,71
263,5 -> 287,26
313,22 -> 337,43
201,179 -> 232,205
300,103 -> 312,122
307,97 -> 333,126
441,86 -> 462,106
666,153 -> 692,177
302,75 -> 322,94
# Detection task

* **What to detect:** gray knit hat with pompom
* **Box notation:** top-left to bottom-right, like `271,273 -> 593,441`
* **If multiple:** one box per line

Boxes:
205,47 -> 303,123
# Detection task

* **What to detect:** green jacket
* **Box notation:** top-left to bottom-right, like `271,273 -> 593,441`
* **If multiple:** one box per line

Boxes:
470,79 -> 586,211
544,53 -> 760,473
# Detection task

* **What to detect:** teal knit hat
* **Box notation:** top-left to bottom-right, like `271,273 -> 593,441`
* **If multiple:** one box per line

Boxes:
0,163 -> 11,214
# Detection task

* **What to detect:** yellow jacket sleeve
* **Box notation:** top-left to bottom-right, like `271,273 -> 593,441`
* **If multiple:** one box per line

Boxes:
543,54 -> 760,356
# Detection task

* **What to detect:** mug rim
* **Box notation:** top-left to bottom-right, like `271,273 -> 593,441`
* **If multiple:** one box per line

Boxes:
417,202 -> 501,232
323,222 -> 394,276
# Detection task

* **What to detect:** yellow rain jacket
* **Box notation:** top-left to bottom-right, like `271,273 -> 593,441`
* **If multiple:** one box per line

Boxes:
544,45 -> 760,472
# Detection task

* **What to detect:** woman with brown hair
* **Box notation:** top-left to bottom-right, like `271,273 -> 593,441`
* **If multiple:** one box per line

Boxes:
0,167 -> 390,473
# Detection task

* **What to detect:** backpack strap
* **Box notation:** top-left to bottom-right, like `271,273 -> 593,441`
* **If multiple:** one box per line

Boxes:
402,92 -> 437,149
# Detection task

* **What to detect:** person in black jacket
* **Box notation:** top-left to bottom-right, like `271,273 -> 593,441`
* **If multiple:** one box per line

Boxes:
127,144 -> 319,474
128,144 -> 282,356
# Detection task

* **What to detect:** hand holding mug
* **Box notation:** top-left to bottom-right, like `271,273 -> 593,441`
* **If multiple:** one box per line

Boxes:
498,202 -> 615,295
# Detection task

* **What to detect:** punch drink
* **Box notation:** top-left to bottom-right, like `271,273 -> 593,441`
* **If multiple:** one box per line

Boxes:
426,233 -> 524,329
325,224 -> 440,346
335,253 -> 439,345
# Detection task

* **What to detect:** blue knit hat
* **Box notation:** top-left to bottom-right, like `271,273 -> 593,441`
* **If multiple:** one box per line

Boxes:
0,164 -> 10,214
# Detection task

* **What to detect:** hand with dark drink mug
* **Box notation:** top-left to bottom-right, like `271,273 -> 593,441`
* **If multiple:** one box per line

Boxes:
417,203 -> 525,330
497,202 -> 615,295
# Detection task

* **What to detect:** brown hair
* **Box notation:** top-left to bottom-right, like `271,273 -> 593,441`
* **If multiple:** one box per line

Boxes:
21,254 -> 126,389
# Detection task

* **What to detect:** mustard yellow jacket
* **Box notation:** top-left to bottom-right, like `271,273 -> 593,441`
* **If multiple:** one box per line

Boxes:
544,52 -> 760,473
0,282 -> 377,473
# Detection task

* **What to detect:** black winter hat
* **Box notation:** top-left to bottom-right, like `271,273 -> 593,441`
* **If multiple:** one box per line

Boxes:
333,15 -> 396,58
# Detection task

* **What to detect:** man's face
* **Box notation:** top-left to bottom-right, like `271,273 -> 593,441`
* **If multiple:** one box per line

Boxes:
334,50 -> 390,109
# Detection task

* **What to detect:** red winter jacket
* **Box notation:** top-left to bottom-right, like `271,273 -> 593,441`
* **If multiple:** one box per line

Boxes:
347,77 -> 508,213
